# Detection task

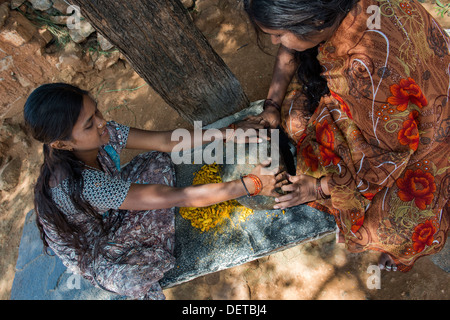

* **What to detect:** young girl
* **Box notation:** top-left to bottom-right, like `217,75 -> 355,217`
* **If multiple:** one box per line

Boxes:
24,83 -> 283,300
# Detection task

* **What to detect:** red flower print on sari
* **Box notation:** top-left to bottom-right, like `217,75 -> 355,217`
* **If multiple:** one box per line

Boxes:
387,77 -> 428,111
316,120 -> 340,166
295,132 -> 307,155
412,220 -> 436,253
330,91 -> 353,120
362,192 -> 375,201
351,215 -> 364,233
396,169 -> 436,210
301,144 -> 319,172
398,110 -> 420,151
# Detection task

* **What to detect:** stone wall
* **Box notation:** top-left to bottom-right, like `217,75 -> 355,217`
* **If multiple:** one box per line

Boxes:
1,2 -> 56,120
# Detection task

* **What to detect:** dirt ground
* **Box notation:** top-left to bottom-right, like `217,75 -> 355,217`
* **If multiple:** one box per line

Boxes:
0,0 -> 449,300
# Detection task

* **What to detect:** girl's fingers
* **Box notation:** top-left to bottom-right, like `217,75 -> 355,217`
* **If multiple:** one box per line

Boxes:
275,173 -> 288,183
275,180 -> 289,188
242,136 -> 263,144
265,188 -> 279,197
260,158 -> 272,168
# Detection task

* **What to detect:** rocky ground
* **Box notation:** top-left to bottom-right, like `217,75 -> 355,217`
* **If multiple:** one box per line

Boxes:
0,0 -> 449,300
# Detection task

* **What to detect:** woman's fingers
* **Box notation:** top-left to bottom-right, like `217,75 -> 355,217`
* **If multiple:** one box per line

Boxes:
275,192 -> 295,203
228,120 -> 272,144
273,193 -> 298,209
280,183 -> 297,192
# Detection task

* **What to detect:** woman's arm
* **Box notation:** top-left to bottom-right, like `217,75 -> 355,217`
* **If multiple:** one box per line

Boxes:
267,45 -> 299,106
119,161 -> 286,211
244,45 -> 299,129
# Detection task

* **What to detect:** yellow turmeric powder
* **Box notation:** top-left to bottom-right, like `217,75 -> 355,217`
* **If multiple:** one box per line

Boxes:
179,163 -> 254,232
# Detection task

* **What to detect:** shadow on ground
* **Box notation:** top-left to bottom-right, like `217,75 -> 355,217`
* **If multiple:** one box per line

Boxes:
164,233 -> 450,300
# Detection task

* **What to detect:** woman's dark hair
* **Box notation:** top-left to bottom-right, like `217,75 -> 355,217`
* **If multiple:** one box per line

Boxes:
243,0 -> 358,113
24,83 -> 105,271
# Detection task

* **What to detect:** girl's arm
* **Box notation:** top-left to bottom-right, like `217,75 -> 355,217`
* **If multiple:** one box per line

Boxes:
125,125 -> 259,153
119,161 -> 286,211
120,179 -> 250,211
124,127 -> 218,153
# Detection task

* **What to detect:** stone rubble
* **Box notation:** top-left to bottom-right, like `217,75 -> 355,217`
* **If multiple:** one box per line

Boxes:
0,1 -> 203,191
0,0 -> 222,119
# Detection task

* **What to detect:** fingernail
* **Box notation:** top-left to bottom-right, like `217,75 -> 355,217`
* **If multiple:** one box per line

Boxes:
275,198 -> 279,202
273,206 -> 279,209
258,138 -> 263,143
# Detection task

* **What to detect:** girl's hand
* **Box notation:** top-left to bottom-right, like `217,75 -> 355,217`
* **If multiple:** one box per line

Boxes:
248,159 -> 287,197
273,173 -> 318,209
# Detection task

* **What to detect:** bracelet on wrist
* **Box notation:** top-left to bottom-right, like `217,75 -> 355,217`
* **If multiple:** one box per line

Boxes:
241,174 -> 263,197
316,177 -> 331,200
240,176 -> 251,196
263,99 -> 281,111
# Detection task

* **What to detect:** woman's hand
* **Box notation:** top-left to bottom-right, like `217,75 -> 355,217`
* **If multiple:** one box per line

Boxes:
273,173 -> 318,209
248,159 -> 288,197
223,122 -> 266,144
243,105 -> 281,129
225,107 -> 278,143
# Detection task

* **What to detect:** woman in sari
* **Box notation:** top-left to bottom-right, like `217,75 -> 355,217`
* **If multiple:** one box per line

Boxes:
243,0 -> 449,272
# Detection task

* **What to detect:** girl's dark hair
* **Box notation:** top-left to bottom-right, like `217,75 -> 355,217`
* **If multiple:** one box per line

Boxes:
24,83 -> 105,271
243,0 -> 358,113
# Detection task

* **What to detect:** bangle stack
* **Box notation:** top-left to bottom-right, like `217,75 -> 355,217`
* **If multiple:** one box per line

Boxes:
316,177 -> 331,200
240,174 -> 263,197
263,99 -> 281,111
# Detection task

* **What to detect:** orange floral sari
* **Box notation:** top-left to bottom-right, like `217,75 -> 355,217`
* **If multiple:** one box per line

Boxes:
281,0 -> 449,271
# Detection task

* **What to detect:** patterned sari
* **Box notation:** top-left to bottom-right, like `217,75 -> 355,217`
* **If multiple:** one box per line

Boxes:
282,0 -> 449,271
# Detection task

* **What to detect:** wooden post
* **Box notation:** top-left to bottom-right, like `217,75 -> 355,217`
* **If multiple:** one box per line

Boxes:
69,0 -> 249,125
